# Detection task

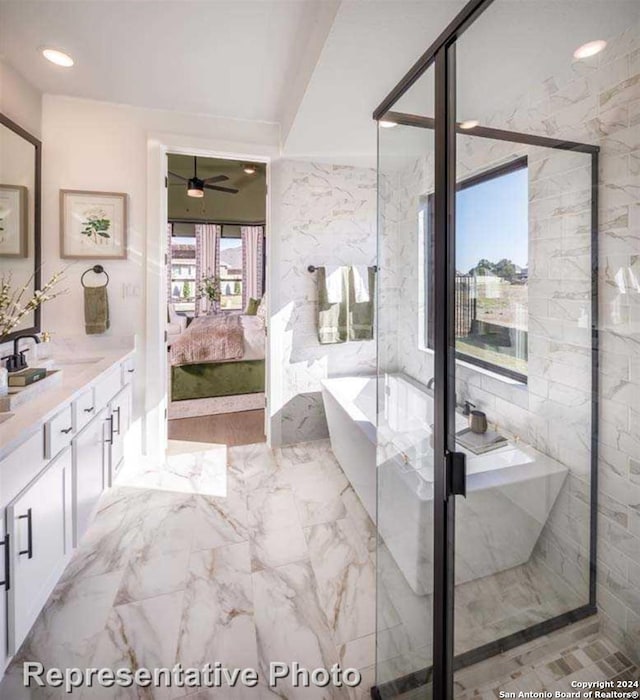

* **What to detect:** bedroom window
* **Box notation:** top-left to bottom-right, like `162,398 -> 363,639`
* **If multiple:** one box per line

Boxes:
421,157 -> 529,382
169,235 -> 197,313
219,237 -> 244,311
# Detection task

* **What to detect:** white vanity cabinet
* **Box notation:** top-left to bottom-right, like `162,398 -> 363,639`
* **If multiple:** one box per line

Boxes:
108,383 -> 132,482
72,409 -> 109,546
6,447 -> 73,654
0,351 -> 136,679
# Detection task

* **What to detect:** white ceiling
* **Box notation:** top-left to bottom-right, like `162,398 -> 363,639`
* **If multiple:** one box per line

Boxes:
1,0 -> 639,167
283,0 -> 640,165
0,0 -> 336,123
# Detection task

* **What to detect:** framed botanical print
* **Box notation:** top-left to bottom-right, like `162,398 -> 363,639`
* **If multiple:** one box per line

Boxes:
60,190 -> 128,259
0,185 -> 28,257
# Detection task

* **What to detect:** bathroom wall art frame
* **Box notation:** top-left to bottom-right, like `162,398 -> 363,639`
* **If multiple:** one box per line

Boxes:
372,0 -> 599,697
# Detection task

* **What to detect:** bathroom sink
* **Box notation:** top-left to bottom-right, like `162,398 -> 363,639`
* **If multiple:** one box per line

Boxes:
0,413 -> 14,425
0,370 -> 63,412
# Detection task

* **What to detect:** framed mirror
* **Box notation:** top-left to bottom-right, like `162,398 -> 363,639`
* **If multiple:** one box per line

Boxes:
0,112 -> 41,342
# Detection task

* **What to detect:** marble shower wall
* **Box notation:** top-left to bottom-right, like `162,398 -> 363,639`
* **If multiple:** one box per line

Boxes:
269,160 -> 377,446
378,22 -> 640,662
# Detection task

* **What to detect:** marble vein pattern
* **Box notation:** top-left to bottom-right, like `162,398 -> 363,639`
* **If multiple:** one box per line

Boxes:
269,160 -> 377,446
0,440 -> 377,700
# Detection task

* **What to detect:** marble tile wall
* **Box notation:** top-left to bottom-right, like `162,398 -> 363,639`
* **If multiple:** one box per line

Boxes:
378,22 -> 640,663
269,160 -> 377,446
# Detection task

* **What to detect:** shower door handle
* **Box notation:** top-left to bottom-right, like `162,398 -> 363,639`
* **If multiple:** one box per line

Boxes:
447,451 -> 466,498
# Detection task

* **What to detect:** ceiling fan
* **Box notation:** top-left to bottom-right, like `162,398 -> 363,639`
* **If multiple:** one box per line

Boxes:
168,156 -> 239,198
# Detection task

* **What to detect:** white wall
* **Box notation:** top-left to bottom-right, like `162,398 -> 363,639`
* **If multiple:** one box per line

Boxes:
0,59 -> 42,138
269,159 -> 377,445
40,95 -> 279,453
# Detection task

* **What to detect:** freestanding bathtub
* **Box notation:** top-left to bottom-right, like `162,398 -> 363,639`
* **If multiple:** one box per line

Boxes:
321,374 -> 568,596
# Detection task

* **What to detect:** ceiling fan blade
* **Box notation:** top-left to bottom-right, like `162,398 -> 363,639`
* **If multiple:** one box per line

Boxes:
203,174 -> 229,184
203,184 -> 239,194
168,171 -> 188,182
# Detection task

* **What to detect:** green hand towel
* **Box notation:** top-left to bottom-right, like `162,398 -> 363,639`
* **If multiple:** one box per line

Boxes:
349,266 -> 376,341
84,285 -> 110,335
317,267 -> 347,344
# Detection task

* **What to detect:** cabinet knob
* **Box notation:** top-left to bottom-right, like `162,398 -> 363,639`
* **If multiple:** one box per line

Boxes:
60,426 -> 73,434
83,406 -> 95,414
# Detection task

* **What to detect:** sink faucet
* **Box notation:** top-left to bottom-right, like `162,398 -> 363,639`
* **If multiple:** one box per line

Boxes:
1,334 -> 41,373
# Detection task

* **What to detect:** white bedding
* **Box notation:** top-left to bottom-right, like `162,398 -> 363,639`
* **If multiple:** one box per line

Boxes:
240,315 -> 266,361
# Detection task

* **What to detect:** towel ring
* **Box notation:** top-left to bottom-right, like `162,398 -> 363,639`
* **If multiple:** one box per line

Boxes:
81,265 -> 110,288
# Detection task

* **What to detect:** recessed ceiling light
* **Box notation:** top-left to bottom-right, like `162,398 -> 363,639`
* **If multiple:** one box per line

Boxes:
573,40 -> 607,59
42,48 -> 74,67
243,164 -> 257,175
379,120 -> 398,129
459,120 -> 479,130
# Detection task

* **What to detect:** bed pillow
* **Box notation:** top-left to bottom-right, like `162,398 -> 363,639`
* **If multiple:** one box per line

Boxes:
245,297 -> 260,315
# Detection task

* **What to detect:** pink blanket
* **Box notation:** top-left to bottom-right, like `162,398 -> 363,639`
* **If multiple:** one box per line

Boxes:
170,314 -> 244,366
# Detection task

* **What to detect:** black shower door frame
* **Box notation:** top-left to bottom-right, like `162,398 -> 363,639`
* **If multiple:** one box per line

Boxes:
372,0 -> 600,698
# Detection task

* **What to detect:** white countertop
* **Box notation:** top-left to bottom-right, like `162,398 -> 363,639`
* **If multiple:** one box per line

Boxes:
0,344 -> 135,461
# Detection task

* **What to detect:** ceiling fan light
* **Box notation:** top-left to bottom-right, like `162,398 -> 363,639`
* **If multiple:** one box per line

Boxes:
187,177 -> 204,198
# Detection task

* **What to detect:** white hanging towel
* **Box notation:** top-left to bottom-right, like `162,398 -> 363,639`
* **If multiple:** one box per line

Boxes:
324,265 -> 344,304
352,265 -> 370,303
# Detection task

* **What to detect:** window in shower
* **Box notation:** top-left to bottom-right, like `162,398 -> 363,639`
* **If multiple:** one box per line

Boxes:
421,157 -> 529,382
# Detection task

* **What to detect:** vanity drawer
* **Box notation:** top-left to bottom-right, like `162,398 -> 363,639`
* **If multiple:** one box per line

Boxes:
94,367 -> 122,411
0,430 -> 47,506
45,405 -> 74,460
122,356 -> 136,385
74,388 -> 96,432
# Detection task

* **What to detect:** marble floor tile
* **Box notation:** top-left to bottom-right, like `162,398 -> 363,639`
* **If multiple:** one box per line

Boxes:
341,487 -> 376,553
176,543 -> 256,671
337,634 -> 375,673
128,493 -> 197,561
87,591 -> 185,700
252,562 -> 348,700
227,443 -> 280,494
191,493 -> 249,551
12,570 -> 123,672
274,440 -> 334,469
250,525 -> 309,572
248,487 -> 302,532
114,549 -> 190,606
4,437 -> 637,700
284,462 -> 349,528
305,518 -> 376,646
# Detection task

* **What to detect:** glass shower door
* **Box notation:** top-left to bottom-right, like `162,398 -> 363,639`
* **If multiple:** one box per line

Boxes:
375,64 -> 438,699
452,2 -> 598,692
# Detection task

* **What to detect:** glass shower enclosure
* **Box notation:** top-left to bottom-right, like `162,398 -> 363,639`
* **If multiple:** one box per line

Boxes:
374,0 -> 604,696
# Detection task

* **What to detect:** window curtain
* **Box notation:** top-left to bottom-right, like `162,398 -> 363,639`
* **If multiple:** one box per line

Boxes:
166,222 -> 174,304
240,226 -> 264,309
195,224 -> 221,315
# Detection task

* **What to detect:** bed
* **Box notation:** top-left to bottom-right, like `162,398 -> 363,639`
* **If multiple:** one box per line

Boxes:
170,313 -> 265,401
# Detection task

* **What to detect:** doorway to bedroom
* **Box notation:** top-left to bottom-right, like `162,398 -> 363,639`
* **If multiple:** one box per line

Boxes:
165,153 -> 268,447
